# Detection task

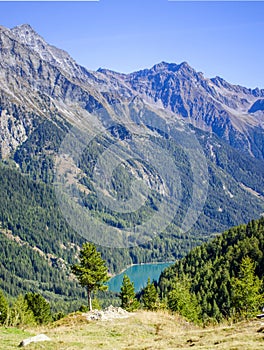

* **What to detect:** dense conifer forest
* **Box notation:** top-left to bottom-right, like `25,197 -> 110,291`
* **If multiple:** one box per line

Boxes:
159,217 -> 264,322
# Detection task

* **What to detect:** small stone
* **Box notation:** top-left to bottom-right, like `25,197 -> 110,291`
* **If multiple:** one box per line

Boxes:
19,334 -> 51,347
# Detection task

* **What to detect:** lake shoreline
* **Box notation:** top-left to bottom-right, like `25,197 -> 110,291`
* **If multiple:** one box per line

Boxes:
109,261 -> 175,279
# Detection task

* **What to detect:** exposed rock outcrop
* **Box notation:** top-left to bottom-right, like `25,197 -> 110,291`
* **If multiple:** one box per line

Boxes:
82,305 -> 131,321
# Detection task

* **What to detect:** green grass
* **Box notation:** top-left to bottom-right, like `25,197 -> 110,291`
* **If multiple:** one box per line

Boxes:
1,311 -> 264,349
0,328 -> 33,349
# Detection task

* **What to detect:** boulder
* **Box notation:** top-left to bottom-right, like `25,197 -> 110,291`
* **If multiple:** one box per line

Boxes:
19,334 -> 51,347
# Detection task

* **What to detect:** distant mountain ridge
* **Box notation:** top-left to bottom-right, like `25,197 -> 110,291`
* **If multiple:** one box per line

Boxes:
98,60 -> 264,160
125,62 -> 264,158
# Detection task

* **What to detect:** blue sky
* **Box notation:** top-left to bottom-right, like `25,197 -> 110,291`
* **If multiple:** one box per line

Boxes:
0,1 -> 263,88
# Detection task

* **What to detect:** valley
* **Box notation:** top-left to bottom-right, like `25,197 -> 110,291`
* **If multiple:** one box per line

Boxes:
0,23 -> 263,318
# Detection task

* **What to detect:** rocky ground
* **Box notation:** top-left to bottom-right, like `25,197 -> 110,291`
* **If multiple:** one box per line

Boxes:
81,305 -> 132,321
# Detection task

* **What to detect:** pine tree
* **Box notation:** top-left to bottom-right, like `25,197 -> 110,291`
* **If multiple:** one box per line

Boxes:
167,278 -> 201,323
71,242 -> 110,311
9,295 -> 36,327
0,289 -> 8,324
120,275 -> 139,311
141,278 -> 159,310
231,256 -> 263,319
24,293 -> 52,324
212,299 -> 221,322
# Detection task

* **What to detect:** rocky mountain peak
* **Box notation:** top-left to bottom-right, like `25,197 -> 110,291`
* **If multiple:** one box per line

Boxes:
12,23 -> 36,35
11,24 -> 46,51
150,61 -> 194,74
152,61 -> 174,71
10,24 -> 86,81
127,61 -> 199,85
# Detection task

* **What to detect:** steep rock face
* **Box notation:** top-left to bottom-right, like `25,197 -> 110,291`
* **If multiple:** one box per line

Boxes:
0,78 -> 43,159
11,24 -> 92,83
0,25 -> 111,158
0,109 -> 26,158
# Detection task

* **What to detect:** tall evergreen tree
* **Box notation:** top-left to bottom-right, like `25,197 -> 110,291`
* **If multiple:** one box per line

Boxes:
25,293 -> 52,324
141,278 -> 159,310
71,242 -> 110,311
167,278 -> 201,324
231,256 -> 263,319
120,275 -> 139,311
0,289 -> 8,324
9,295 -> 35,327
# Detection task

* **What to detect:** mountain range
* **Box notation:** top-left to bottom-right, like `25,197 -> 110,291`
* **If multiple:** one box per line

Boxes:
0,24 -> 263,307
1,24 -> 263,159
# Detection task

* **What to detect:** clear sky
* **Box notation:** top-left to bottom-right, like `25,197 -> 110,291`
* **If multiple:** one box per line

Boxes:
0,1 -> 263,88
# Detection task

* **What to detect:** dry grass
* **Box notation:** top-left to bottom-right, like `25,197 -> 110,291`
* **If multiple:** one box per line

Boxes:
1,311 -> 264,350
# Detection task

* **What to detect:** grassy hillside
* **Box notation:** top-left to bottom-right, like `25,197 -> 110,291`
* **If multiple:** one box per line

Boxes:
1,310 -> 264,350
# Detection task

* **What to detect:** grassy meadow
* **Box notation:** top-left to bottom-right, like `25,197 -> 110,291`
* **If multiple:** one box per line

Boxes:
1,310 -> 264,350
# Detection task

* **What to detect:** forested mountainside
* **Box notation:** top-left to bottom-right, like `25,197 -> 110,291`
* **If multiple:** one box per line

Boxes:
159,217 -> 264,322
0,24 -> 263,307
1,124 -> 263,305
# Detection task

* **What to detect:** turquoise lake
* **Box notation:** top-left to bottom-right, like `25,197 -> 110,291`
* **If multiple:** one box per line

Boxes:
107,262 -> 173,292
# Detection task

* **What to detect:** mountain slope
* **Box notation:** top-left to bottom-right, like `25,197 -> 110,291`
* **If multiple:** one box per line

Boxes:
0,24 -> 263,305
